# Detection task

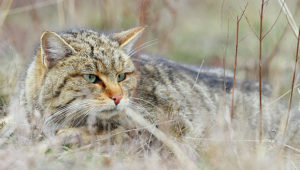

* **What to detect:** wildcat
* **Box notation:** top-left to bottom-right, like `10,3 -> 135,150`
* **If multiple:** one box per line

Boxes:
19,26 -> 298,145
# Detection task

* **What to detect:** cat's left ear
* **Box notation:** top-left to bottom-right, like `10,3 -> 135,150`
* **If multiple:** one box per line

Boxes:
111,26 -> 145,52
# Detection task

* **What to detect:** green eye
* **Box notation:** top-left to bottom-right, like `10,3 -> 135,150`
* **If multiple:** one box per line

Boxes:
117,73 -> 126,82
83,74 -> 97,83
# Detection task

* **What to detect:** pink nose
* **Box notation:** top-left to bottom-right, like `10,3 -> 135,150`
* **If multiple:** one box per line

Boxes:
111,95 -> 122,105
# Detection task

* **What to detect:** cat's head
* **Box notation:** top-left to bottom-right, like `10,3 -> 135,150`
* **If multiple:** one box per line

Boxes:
34,27 -> 144,130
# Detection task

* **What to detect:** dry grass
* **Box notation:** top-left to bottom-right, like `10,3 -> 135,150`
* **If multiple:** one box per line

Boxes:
1,0 -> 300,169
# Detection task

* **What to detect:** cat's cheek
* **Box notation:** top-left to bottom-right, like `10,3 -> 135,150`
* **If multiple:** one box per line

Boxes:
120,77 -> 137,97
117,98 -> 129,110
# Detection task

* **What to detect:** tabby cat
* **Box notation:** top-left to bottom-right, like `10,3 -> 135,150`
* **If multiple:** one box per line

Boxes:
20,27 -> 298,145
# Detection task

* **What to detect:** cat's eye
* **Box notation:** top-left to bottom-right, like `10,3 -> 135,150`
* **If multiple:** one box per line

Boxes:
117,73 -> 126,82
83,74 -> 97,83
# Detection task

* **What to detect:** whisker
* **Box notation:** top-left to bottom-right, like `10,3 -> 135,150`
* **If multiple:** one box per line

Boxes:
129,97 -> 164,112
74,107 -> 93,127
128,39 -> 158,56
129,40 -> 158,56
45,98 -> 118,132
128,39 -> 157,54
44,100 -> 92,130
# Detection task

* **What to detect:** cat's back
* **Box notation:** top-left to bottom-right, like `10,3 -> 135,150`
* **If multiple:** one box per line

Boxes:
133,54 -> 272,97
133,54 -> 233,94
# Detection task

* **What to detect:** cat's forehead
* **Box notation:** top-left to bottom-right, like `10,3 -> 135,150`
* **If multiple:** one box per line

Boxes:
60,29 -> 120,55
58,29 -> 132,73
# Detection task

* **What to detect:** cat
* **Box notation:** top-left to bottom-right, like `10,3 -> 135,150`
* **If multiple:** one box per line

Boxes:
18,26 -> 299,146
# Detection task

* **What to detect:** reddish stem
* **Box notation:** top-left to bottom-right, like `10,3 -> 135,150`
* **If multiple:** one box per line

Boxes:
258,0 -> 264,143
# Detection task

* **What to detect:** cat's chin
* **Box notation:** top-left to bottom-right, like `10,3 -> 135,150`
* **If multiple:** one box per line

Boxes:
98,110 -> 121,119
96,106 -> 127,120
92,99 -> 128,119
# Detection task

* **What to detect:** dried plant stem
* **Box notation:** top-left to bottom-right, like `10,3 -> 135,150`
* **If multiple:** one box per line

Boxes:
230,5 -> 247,121
258,0 -> 264,143
278,0 -> 298,38
263,1 -> 300,78
0,0 -> 13,28
126,109 -> 197,170
230,16 -> 239,121
283,27 -> 300,139
262,2 -> 283,40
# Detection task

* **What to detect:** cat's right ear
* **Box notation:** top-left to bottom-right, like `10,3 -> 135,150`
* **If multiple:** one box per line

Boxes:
110,26 -> 145,53
40,31 -> 76,68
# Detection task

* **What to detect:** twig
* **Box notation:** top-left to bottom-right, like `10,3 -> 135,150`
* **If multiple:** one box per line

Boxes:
282,26 -> 300,140
262,1 -> 284,39
278,0 -> 298,38
244,14 -> 259,39
263,0 -> 300,78
231,4 -> 247,121
258,0 -> 265,143
230,16 -> 239,122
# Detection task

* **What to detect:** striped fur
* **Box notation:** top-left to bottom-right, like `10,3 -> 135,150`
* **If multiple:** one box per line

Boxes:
21,27 -> 297,146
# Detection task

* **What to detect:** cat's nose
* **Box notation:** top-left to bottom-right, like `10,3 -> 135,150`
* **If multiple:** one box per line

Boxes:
111,95 -> 122,105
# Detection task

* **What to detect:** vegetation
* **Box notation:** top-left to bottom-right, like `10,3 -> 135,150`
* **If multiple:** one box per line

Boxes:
1,0 -> 300,169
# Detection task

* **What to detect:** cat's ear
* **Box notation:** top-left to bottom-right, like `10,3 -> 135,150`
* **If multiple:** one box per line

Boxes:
111,26 -> 145,52
40,31 -> 76,68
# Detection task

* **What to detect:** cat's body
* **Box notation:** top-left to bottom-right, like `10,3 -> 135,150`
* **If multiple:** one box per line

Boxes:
133,54 -> 283,139
20,27 -> 295,145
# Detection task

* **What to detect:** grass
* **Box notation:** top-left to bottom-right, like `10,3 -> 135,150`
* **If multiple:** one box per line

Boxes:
1,0 -> 300,169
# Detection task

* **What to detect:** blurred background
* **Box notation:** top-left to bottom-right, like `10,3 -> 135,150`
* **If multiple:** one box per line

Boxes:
1,0 -> 300,116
